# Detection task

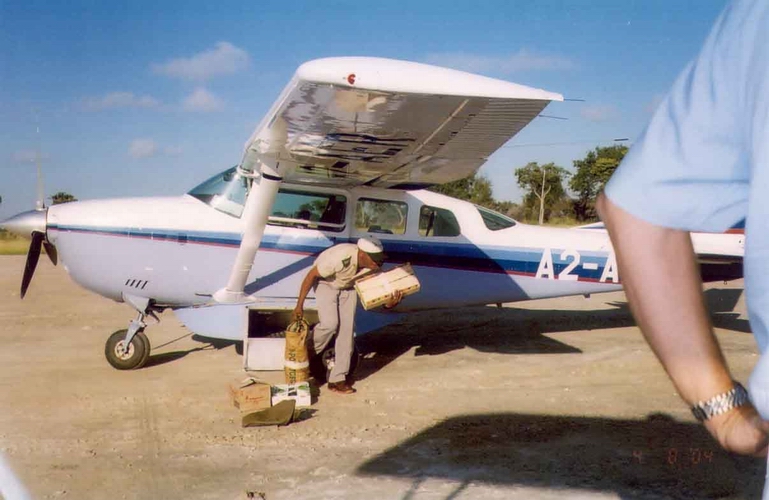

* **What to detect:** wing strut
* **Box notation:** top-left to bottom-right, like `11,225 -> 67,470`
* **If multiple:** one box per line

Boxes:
213,156 -> 289,304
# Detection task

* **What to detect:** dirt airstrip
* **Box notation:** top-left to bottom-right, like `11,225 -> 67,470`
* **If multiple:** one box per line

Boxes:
0,256 -> 765,499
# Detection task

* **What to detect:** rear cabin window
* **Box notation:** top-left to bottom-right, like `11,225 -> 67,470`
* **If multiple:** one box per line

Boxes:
476,206 -> 516,231
419,205 -> 460,237
355,198 -> 408,235
268,190 -> 347,232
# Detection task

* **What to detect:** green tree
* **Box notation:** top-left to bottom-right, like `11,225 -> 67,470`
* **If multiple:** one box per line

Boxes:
51,192 -> 77,205
492,200 -> 522,219
569,145 -> 628,221
428,173 -> 496,209
515,162 -> 570,224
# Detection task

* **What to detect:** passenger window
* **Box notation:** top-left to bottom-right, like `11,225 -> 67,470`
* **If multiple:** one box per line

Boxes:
476,205 -> 516,230
355,198 -> 408,235
419,205 -> 460,237
269,190 -> 346,232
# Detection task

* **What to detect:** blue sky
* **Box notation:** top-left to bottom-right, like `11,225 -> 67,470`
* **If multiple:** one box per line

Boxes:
0,0 -> 728,219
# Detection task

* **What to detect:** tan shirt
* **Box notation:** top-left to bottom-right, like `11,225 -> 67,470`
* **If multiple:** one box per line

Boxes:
315,243 -> 360,290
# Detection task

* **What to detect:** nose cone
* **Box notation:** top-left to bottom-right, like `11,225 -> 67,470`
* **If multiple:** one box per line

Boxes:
1,210 -> 47,239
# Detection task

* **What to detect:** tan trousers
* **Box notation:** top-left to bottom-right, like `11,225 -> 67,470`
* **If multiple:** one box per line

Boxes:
312,281 -> 357,384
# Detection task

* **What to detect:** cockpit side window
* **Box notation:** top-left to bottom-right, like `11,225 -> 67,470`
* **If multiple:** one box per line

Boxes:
419,205 -> 460,237
269,190 -> 347,232
188,168 -> 347,231
355,198 -> 408,235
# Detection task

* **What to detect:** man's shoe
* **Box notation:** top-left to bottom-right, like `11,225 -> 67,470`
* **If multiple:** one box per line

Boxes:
328,381 -> 356,394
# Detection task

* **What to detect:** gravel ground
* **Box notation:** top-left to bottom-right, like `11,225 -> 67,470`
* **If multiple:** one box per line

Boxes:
0,256 -> 765,500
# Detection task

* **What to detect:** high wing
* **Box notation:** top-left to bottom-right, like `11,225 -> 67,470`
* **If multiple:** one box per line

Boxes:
215,57 -> 562,303
240,57 -> 563,189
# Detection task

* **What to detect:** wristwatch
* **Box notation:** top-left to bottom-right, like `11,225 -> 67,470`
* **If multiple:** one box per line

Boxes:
691,382 -> 750,421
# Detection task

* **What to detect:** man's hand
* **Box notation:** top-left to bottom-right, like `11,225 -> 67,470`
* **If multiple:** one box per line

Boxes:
293,266 -> 319,322
384,290 -> 403,309
705,403 -> 769,457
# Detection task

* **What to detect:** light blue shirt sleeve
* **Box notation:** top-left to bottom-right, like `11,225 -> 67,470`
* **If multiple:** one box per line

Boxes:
603,0 -> 769,233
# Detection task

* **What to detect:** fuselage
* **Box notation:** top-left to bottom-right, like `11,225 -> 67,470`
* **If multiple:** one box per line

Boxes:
39,168 -> 743,319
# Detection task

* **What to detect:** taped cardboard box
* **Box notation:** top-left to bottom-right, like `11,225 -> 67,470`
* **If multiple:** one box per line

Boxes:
229,378 -> 272,414
354,263 -> 420,310
271,382 -> 312,408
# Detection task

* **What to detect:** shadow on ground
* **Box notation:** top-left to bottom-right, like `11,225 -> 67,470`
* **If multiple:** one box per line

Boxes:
357,412 -> 765,500
144,334 -> 240,368
355,288 -> 748,382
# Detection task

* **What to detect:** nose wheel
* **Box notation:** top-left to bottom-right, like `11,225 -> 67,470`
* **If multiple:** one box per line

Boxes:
105,329 -> 151,370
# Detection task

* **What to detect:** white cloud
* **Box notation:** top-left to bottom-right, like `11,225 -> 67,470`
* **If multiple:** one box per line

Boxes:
580,104 -> 618,122
152,41 -> 250,81
424,49 -> 577,74
127,140 -> 184,159
182,87 -> 225,112
12,150 -> 50,163
82,92 -> 160,111
129,139 -> 158,159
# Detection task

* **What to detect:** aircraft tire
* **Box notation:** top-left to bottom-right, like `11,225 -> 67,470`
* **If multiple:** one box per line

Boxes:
105,329 -> 151,370
310,340 -> 360,383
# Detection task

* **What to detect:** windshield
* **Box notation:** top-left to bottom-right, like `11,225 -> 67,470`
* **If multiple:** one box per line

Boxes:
476,205 -> 517,231
188,167 -> 248,217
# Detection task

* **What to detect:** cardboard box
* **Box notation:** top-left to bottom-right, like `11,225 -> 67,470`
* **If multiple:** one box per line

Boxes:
229,378 -> 272,414
243,337 -> 285,371
271,382 -> 312,408
354,263 -> 420,310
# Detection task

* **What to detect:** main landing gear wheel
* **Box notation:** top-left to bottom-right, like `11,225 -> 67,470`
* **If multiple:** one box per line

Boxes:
310,341 -> 360,383
105,329 -> 151,370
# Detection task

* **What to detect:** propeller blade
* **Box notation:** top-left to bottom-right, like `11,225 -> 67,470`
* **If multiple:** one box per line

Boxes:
21,232 -> 44,299
43,241 -> 58,266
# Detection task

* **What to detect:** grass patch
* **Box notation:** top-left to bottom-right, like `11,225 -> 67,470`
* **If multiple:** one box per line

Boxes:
518,216 -> 587,227
545,216 -> 585,227
0,230 -> 29,255
0,238 -> 29,255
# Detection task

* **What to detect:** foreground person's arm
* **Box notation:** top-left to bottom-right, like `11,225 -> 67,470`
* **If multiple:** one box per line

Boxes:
293,267 -> 321,320
597,193 -> 769,456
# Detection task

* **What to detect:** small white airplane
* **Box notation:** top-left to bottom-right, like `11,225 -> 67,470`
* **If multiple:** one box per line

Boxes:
1,57 -> 745,371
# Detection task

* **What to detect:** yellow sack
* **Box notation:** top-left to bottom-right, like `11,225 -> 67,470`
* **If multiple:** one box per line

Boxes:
284,319 -> 310,384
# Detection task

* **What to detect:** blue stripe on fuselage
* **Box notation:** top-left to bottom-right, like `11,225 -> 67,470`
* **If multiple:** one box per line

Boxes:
48,224 -> 615,283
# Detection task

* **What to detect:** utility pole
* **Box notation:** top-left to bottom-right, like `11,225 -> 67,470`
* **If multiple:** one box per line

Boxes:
33,109 -> 45,211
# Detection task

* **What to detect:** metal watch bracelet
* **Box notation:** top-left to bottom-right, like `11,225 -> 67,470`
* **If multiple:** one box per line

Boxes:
691,382 -> 750,422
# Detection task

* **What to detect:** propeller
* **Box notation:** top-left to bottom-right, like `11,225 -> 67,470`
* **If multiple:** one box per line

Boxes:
43,241 -> 57,266
21,231 -> 44,299
1,209 -> 54,299
6,119 -> 58,298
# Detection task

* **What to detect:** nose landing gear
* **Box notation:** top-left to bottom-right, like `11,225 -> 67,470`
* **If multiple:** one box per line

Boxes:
105,328 -> 150,370
104,295 -> 159,370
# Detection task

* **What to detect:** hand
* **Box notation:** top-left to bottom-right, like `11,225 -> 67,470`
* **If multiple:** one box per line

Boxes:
705,403 -> 769,457
384,290 -> 403,309
292,306 -> 304,321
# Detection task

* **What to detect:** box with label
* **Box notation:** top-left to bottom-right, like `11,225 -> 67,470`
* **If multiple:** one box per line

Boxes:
271,382 -> 312,408
229,378 -> 272,414
354,263 -> 420,310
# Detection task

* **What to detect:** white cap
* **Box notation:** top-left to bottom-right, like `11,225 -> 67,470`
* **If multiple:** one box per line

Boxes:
357,236 -> 384,254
